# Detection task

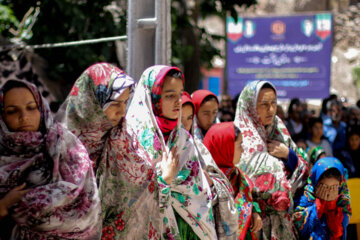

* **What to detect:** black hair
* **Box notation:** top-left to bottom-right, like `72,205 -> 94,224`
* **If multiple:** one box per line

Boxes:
182,102 -> 194,112
166,69 -> 183,80
232,93 -> 240,111
347,125 -> 360,138
235,125 -> 241,140
219,110 -> 235,122
288,98 -> 301,114
201,95 -> 218,105
309,117 -> 323,129
318,168 -> 341,182
357,99 -> 360,109
326,99 -> 341,111
2,80 -> 29,94
261,82 -> 276,91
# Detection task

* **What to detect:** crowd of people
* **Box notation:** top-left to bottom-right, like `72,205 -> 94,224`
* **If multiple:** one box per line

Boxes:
0,62 -> 355,240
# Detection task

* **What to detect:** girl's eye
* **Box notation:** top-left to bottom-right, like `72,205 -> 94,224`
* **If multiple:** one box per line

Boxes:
28,106 -> 38,111
5,110 -> 16,115
166,94 -> 175,99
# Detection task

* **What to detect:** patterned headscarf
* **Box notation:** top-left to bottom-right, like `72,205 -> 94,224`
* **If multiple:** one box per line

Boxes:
150,66 -> 183,141
234,80 -> 309,239
55,62 -> 135,167
0,80 -> 101,239
294,157 -> 351,240
126,65 -> 217,239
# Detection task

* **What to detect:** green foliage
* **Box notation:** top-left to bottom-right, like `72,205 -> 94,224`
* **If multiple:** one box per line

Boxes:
352,66 -> 360,88
0,4 -> 19,37
1,0 -> 126,97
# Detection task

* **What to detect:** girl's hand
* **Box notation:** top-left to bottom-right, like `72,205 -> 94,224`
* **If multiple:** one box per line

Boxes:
0,183 -> 31,216
267,140 -> 289,159
250,212 -> 262,232
315,183 -> 339,201
161,147 -> 180,184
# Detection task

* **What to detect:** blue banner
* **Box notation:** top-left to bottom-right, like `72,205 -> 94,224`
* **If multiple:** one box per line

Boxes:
226,14 -> 332,99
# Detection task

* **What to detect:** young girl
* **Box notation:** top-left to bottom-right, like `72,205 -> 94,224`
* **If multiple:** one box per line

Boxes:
192,90 -> 219,141
181,91 -> 194,133
56,63 -> 165,239
126,65 -> 217,239
294,157 -> 351,239
203,122 -> 262,240
0,80 -> 101,239
182,91 -> 240,238
306,117 -> 333,156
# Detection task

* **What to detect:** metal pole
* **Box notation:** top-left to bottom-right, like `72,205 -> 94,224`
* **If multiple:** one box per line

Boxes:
127,0 -> 171,81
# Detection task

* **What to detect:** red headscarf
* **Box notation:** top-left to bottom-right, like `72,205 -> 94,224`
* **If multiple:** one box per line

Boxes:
151,66 -> 184,141
181,91 -> 194,116
191,90 -> 218,114
203,122 -> 235,174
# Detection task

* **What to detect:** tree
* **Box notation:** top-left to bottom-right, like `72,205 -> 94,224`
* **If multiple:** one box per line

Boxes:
0,0 -> 126,99
0,0 -> 257,98
171,0 -> 257,93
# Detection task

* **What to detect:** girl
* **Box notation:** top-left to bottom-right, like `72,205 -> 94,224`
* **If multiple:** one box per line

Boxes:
56,63 -> 166,239
234,80 -> 308,240
126,65 -> 217,239
0,80 -> 101,239
294,157 -> 351,239
181,91 -> 194,133
56,63 -> 135,169
306,117 -> 333,156
182,92 -> 239,239
192,90 -> 219,141
203,122 -> 262,240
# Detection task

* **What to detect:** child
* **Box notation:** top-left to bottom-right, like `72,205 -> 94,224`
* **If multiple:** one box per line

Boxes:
57,63 -> 164,239
182,93 -> 240,238
308,146 -> 327,171
306,117 -> 333,156
0,80 -> 101,239
294,157 -> 351,240
337,126 -> 360,178
192,90 -> 219,141
181,91 -> 194,132
204,122 -> 262,239
126,66 -> 217,239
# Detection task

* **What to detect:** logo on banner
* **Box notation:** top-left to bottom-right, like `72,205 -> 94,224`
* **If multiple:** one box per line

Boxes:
244,20 -> 255,38
301,19 -> 314,37
227,17 -> 243,43
271,21 -> 286,35
315,14 -> 332,40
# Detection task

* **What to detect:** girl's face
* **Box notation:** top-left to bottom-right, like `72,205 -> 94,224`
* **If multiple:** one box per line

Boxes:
181,104 -> 193,132
3,87 -> 41,132
197,99 -> 218,131
311,122 -> 323,140
233,134 -> 244,165
256,88 -> 277,126
104,88 -> 130,126
349,134 -> 360,151
161,76 -> 183,120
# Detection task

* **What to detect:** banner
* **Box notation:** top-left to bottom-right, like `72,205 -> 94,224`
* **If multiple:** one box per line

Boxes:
227,14 -> 332,99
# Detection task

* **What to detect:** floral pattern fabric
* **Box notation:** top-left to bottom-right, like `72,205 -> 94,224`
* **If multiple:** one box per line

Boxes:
203,122 -> 259,240
55,62 -> 135,168
0,80 -> 101,239
234,80 -> 309,240
294,157 -> 351,240
57,63 -> 160,239
126,65 -> 217,239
